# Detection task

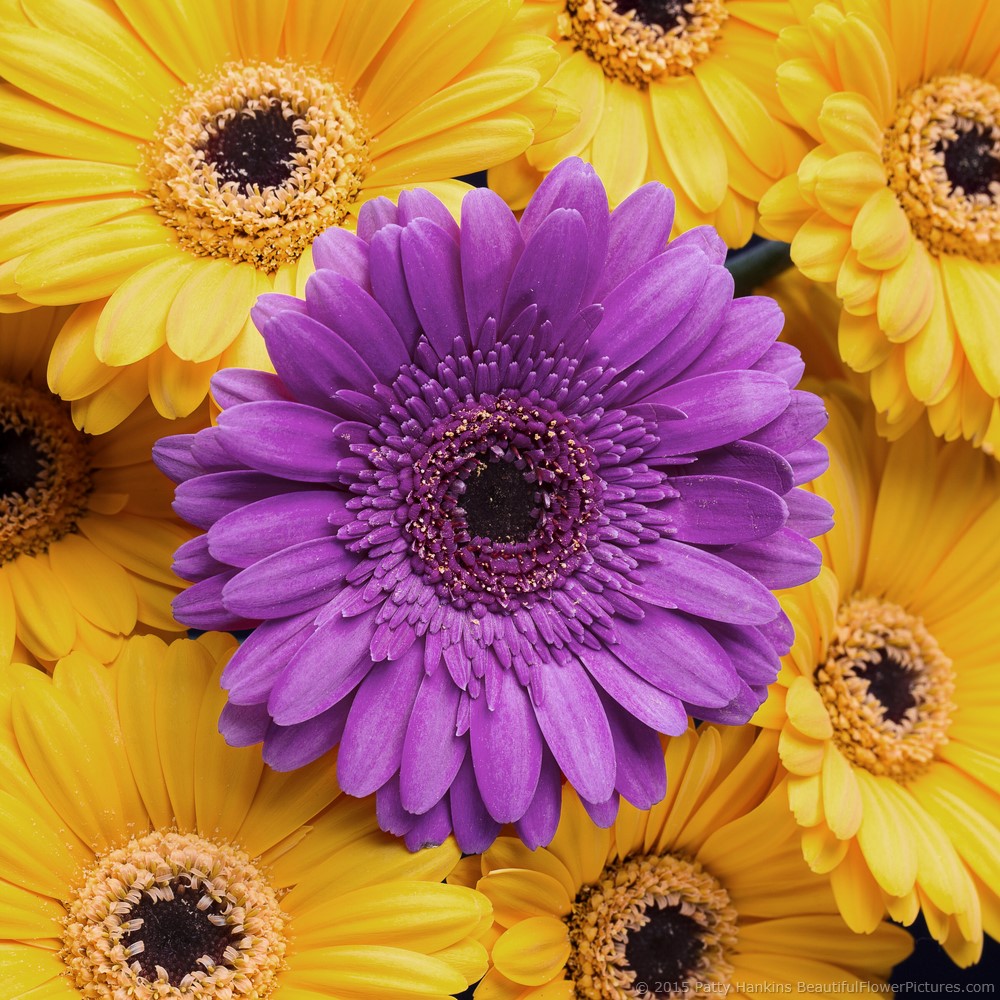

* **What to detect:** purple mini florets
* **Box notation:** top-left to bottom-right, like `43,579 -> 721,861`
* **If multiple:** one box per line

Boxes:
155,159 -> 830,851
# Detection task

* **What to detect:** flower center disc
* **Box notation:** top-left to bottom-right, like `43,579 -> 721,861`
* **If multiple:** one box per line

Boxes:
0,380 -> 91,564
883,73 -> 1000,261
61,830 -> 286,999
404,396 -> 601,609
815,594 -> 955,780
559,0 -> 729,87
565,853 -> 737,999
146,61 -> 370,272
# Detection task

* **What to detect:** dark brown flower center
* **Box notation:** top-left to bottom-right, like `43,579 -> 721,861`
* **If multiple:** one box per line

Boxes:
625,0 -> 687,30
624,905 -> 704,995
937,118 -> 1000,197
857,647 -> 917,725
123,884 -> 235,986
202,102 -> 303,192
460,459 -> 540,543
0,424 -> 44,498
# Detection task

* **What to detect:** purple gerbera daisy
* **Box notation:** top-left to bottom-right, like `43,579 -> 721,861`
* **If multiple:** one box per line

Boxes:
155,158 -> 831,852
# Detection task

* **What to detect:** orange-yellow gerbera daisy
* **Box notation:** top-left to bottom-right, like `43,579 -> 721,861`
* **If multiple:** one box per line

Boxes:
0,307 -> 201,669
754,387 -> 1000,966
488,0 -> 811,246
0,0 -> 568,431
0,632 -> 492,1000
458,724 -> 912,999
759,0 -> 1000,455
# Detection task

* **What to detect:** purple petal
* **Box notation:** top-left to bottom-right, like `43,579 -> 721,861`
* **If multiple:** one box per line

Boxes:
711,622 -> 781,687
531,658 -> 615,805
261,311 -> 379,409
595,182 -> 674,299
173,535 -> 226,582
357,196 -> 399,241
369,224 -> 421,346
403,797 -> 453,851
219,700 -> 270,748
757,610 -> 795,656
207,490 -> 349,568
678,295 -> 784,381
222,537 -> 356,619
190,427 -> 242,473
174,471 -> 319,530
337,645 -> 425,797
611,607 -> 738,707
668,225 -> 727,264
311,228 -> 371,290
688,677 -> 761,725
787,439 -> 830,485
664,475 -> 789,544
173,573 -> 257,631
376,776 -> 417,836
519,157 -> 609,299
514,748 -> 563,850
305,269 -> 410,383
399,666 -> 468,814
460,187 -> 523,336
211,369 -> 292,410
153,434 -> 204,484
215,401 -> 347,482
719,528 -> 822,589
222,612 -> 317,706
582,245 -> 708,371
267,613 -> 375,725
501,208 -> 590,346
251,292 -> 307,332
647,371 -> 791,455
600,693 -> 667,810
753,341 -> 805,388
784,488 -> 834,538
581,645 -> 688,734
398,188 -> 460,240
582,792 -> 619,828
450,754 -> 502,854
262,699 -> 351,770
470,669 -> 543,823
687,440 -> 794,496
748,390 -> 829,455
400,218 -> 467,357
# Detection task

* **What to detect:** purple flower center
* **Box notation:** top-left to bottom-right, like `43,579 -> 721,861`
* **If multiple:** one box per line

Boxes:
401,392 -> 602,610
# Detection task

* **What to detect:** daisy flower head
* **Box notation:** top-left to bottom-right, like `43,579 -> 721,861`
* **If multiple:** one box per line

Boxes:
759,0 -> 1000,454
0,306 -> 200,671
487,0 -> 811,247
754,387 -> 1000,966
0,633 -> 491,1000
0,0 -> 568,432
461,724 -> 913,999
156,158 -> 832,853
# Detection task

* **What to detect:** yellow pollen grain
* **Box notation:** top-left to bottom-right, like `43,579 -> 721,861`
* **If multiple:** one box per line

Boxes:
558,0 -> 728,88
61,830 -> 286,1000
565,853 -> 737,999
0,381 -> 92,565
144,60 -> 371,273
883,73 -> 1000,262
815,594 -> 954,782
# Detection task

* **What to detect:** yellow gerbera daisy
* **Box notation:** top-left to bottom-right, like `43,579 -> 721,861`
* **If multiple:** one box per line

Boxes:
0,0 -> 568,431
0,307 -> 201,670
487,0 -> 810,246
0,632 -> 491,999
459,724 -> 911,999
759,0 -> 1000,455
753,387 -> 1000,966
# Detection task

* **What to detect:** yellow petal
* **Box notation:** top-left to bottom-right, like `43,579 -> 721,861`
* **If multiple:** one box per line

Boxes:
838,309 -> 892,373
791,210 -> 851,282
45,299 -> 116,400
757,174 -> 813,242
70,361 -> 151,434
876,239 -> 935,343
801,822 -> 850,873
16,213 -> 172,305
820,743 -> 862,839
492,915 -> 570,987
46,534 -> 137,635
787,774 -> 822,828
650,77 -> 727,214
166,260 -> 259,363
785,676 -> 833,740
588,82 -> 647,207
147,346 -> 217,419
850,188 -> 912,270
778,727 -> 825,776
854,770 -> 917,897
816,90 -> 884,156
833,13 -> 896,125
829,840 -> 885,933
482,839 -> 577,899
316,1 -> 400,90
904,260 -> 958,404
814,151 -> 885,224
0,879 -> 64,940
479,870 -> 572,929
0,942 -> 68,998
95,256 -> 198,366
6,557 -> 75,661
940,256 -> 1000,398
836,247 -> 880,315
0,153 -> 142,204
